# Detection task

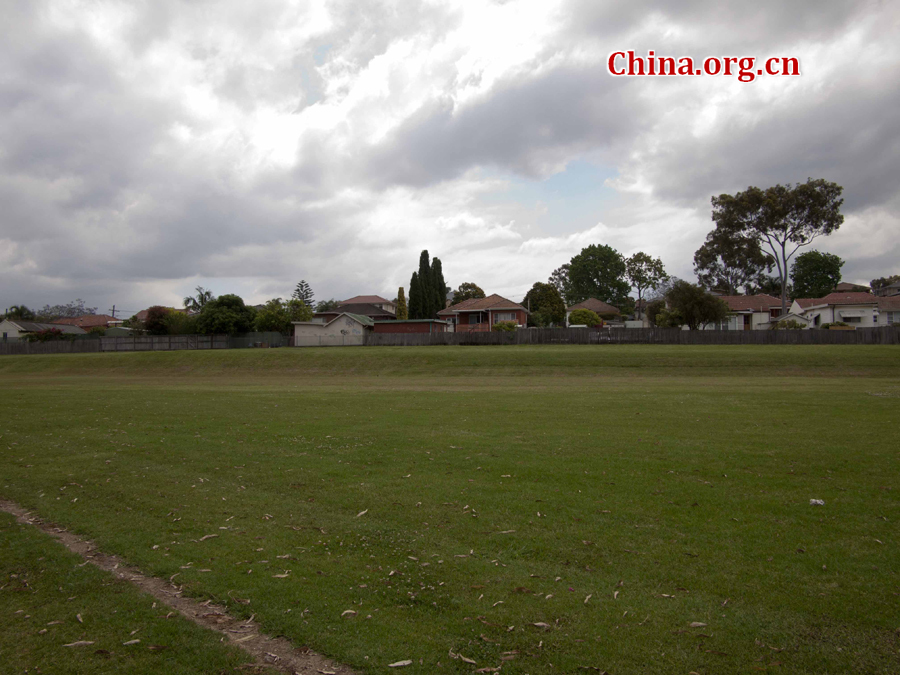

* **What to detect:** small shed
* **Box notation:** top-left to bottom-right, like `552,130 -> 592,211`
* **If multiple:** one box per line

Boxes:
292,313 -> 373,346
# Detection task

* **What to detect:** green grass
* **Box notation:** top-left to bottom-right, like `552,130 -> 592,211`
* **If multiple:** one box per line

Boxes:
2,346 -> 899,674
0,511 -> 273,674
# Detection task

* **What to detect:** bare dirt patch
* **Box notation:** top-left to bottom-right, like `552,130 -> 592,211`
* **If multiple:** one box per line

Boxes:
0,499 -> 355,675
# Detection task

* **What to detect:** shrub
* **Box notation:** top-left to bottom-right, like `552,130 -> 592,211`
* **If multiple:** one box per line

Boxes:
568,309 -> 602,326
23,328 -> 74,342
820,321 -> 849,329
491,321 -> 517,332
771,319 -> 805,330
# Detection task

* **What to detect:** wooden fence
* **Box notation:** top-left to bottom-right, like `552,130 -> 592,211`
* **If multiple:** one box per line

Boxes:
363,326 -> 900,347
0,335 -> 229,356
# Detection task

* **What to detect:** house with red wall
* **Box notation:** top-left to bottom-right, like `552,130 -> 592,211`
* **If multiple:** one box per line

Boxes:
437,294 -> 528,332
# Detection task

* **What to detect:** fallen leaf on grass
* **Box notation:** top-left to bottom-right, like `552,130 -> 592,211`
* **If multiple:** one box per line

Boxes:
63,641 -> 95,647
475,668 -> 500,673
123,639 -> 141,646
584,594 -> 592,604
341,610 -> 357,617
148,645 -> 168,651
76,613 -> 83,623
690,622 -> 707,628
357,509 -> 368,518
613,591 -> 619,600
532,622 -> 551,630
388,660 -> 412,668
199,534 -> 218,541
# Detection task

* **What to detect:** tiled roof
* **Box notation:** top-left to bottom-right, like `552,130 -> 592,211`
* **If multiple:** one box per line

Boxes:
796,292 -> 879,308
834,282 -> 871,293
54,314 -> 121,328
877,296 -> 900,311
339,295 -> 391,305
316,303 -> 395,318
719,294 -> 782,312
7,321 -> 87,334
567,298 -> 621,315
438,294 -> 527,314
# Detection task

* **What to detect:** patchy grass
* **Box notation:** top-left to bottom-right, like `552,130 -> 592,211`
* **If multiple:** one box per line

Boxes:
2,345 -> 899,674
0,511 -> 275,674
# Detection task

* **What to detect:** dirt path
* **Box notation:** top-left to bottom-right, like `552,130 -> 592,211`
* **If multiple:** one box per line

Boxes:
0,499 -> 355,675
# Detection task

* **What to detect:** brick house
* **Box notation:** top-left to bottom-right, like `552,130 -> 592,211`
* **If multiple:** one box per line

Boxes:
437,294 -> 528,332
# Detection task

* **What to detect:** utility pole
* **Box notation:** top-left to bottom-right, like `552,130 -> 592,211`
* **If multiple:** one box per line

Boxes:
109,305 -> 116,318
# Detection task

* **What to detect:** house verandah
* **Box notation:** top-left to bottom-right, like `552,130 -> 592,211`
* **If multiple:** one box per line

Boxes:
437,294 -> 529,332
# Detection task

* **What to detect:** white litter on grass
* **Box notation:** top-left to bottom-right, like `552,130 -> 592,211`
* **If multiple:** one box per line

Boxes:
810,499 -> 825,506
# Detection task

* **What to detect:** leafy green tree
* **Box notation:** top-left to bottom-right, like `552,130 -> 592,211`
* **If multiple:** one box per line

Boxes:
645,299 -> 667,327
292,280 -> 315,307
711,178 -> 844,314
693,230 -> 773,295
453,282 -> 486,305
790,250 -> 844,299
36,299 -> 97,321
396,288 -> 408,320
567,308 -> 602,326
664,280 -> 729,330
548,264 -> 576,305
197,294 -> 256,335
183,286 -> 215,312
409,271 -> 422,319
163,311 -> 198,335
567,245 -> 630,306
625,252 -> 668,320
522,282 -> 566,326
870,274 -> 900,293
431,257 -> 447,312
4,305 -> 35,320
315,299 -> 340,312
414,251 -> 433,318
254,298 -> 312,333
654,307 -> 684,328
144,306 -> 172,335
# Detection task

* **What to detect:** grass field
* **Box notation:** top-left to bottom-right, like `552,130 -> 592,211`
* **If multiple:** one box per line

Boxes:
2,345 -> 899,674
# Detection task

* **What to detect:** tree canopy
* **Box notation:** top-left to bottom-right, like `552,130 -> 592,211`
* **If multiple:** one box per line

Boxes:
625,252 -> 668,319
790,250 -> 844,299
254,298 -> 313,333
548,264 -> 577,305
711,178 -> 844,313
408,251 -> 447,319
871,275 -> 900,292
453,282 -> 486,305
565,245 -> 630,307
292,280 -> 315,308
196,294 -> 257,335
693,229 -> 773,295
665,280 -> 730,330
144,306 -> 172,335
522,282 -> 566,327
395,287 -> 408,320
183,286 -> 215,312
315,299 -> 340,312
4,305 -> 35,320
36,299 -> 97,321
567,308 -> 602,327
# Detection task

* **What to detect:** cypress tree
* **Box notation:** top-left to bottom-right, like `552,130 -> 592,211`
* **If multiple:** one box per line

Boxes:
431,257 -> 447,315
396,287 -> 408,320
409,272 -> 421,319
417,251 -> 432,317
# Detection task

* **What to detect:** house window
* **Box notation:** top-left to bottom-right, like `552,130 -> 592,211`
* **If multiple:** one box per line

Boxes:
468,313 -> 482,324
494,312 -> 515,322
844,316 -> 862,323
888,312 -> 895,325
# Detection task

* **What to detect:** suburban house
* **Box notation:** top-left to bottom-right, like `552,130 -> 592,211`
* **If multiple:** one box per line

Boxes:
292,313 -> 373,346
715,294 -> 784,330
438,294 -> 528,332
373,320 -> 450,334
55,314 -> 123,330
566,298 -> 621,326
877,296 -> 900,325
0,319 -> 87,341
315,302 -> 396,322
790,292 -> 881,328
339,295 -> 397,314
874,281 -> 900,297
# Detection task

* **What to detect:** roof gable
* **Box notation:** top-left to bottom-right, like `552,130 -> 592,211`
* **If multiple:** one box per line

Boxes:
339,295 -> 390,305
439,294 -> 527,314
719,294 -> 782,312
796,292 -> 879,309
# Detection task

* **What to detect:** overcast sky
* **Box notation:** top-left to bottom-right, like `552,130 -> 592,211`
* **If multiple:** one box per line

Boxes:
2,0 -> 898,315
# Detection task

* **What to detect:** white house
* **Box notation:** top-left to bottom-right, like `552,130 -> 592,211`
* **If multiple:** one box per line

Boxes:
0,319 -> 87,341
706,294 -> 783,330
876,296 -> 900,326
292,313 -> 373,346
790,292 -> 880,328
